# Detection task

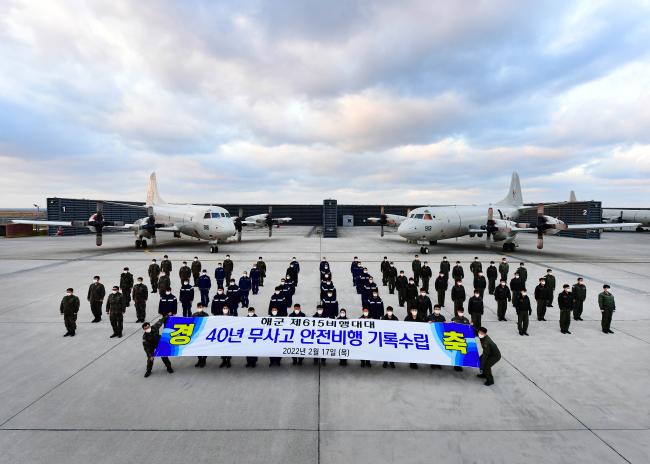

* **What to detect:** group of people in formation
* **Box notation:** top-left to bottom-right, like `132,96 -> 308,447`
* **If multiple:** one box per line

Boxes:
58,253 -> 617,385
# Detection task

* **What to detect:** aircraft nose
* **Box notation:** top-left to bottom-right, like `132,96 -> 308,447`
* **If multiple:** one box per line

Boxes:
398,220 -> 416,238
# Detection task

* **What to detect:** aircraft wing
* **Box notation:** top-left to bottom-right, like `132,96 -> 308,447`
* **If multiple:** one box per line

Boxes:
271,217 -> 292,224
11,219 -> 139,231
154,225 -> 182,232
240,220 -> 260,227
564,222 -> 641,230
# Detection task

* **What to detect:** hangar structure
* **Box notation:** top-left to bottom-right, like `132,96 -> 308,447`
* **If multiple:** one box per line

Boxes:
44,197 -> 603,239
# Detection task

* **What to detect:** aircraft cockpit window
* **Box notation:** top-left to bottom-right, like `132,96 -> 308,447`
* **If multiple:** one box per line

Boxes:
414,214 -> 424,219
203,213 -> 211,219
423,213 -> 433,220
224,213 -> 231,218
211,213 -> 221,218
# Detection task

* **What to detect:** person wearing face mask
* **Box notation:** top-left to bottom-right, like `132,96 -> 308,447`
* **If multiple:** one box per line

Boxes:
268,307 -> 282,366
158,288 -> 178,317
157,271 -> 171,297
451,280 -> 466,318
148,259 -> 160,293
256,257 -> 267,287
517,262 -> 528,286
289,304 -> 306,365
214,263 -> 226,290
428,305 -> 446,369
336,309 -> 349,366
515,288 -> 532,336
192,303 -> 209,368
396,271 -> 408,307
179,279 -> 195,317
282,277 -> 295,308
219,306 -> 234,368
223,255 -> 234,283
198,270 -> 212,306
499,258 -> 509,282
312,305 -> 328,365
412,254 -> 422,287
387,262 -> 397,294
415,288 -> 432,320
420,261 -> 432,293
322,291 -> 339,319
439,256 -> 450,279
545,269 -> 556,308
351,257 -> 361,287
191,257 -> 202,287
87,275 -> 106,323
239,272 -> 252,308
320,278 -> 335,301
434,272 -> 448,308
380,306 -> 398,368
269,287 -> 287,316
380,256 -> 391,286
367,291 -> 385,320
160,255 -> 172,275
226,279 -> 240,316
598,284 -> 616,334
452,261 -> 464,282
509,273 -> 523,309
486,261 -> 498,295
572,277 -> 587,321
179,261 -> 192,285
106,286 -> 126,338
288,257 -> 300,286
211,287 -> 228,315
473,271 -> 487,299
363,276 -> 379,309
470,257 -> 482,278
359,308 -> 373,368
405,278 -> 419,311
494,279 -> 511,321
467,290 -> 484,333
132,277 -> 149,323
534,278 -> 550,322
558,284 -> 573,334
245,307 -> 259,367
356,267 -> 370,296
142,317 -> 173,378
250,264 -> 261,295
451,308 -> 470,372
477,327 -> 500,386
404,308 -> 422,369
119,267 -> 134,307
320,257 -> 330,279
60,287 -> 80,337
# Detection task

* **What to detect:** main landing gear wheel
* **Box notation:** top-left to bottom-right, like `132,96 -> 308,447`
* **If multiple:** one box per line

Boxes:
141,239 -> 147,248
502,243 -> 515,252
429,240 -> 437,245
420,246 -> 429,254
210,246 -> 219,253
135,239 -> 141,249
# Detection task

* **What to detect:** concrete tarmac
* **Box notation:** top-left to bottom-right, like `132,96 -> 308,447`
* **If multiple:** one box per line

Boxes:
0,227 -> 648,463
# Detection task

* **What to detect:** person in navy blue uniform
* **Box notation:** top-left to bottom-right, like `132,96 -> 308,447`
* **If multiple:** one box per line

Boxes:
312,305 -> 328,365
192,303 -> 209,368
359,308 -> 373,368
288,257 -> 300,285
197,270 -> 211,306
321,291 -> 338,318
245,307 -> 258,367
226,279 -> 240,316
367,291 -> 384,319
219,307 -> 234,368
362,276 -> 378,309
356,267 -> 369,295
320,278 -> 336,301
268,308 -> 282,366
211,288 -> 228,315
179,279 -> 194,317
337,308 -> 349,366
320,258 -> 331,280
239,272 -> 252,308
352,260 -> 363,290
268,287 -> 287,316
282,277 -> 294,308
380,306 -> 399,368
289,304 -> 306,365
249,265 -> 261,295
214,263 -> 226,289
158,289 -> 178,316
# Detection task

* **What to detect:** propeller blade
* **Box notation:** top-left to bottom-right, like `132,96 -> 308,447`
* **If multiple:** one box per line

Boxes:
237,207 -> 243,242
96,201 -> 104,213
96,233 -> 103,246
380,205 -> 385,237
268,205 -> 273,237
537,232 -> 544,250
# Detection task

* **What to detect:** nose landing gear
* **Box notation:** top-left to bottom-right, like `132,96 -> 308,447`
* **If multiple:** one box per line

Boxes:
419,246 -> 429,254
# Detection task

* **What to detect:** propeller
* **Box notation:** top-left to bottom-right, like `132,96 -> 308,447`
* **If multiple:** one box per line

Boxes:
143,206 -> 157,246
379,205 -> 387,237
265,205 -> 274,237
533,204 -> 567,249
72,201 -> 124,246
235,207 -> 243,242
485,207 -> 497,248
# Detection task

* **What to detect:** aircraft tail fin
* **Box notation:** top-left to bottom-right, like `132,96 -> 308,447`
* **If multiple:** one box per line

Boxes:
569,190 -> 577,202
146,172 -> 165,206
496,172 -> 523,207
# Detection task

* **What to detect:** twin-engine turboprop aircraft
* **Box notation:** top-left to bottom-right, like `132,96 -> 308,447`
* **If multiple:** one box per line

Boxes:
396,173 -> 640,253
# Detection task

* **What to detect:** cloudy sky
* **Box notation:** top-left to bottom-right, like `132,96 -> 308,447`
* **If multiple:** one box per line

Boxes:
1,0 -> 649,207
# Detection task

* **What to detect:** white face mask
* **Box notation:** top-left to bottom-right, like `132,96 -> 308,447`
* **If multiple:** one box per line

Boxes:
123,271 -> 127,274
223,311 -> 229,315
522,293 -> 527,297
137,281 -> 143,284
66,292 -> 73,296
93,279 -> 99,283
271,311 -> 278,316
144,328 -> 151,333
184,282 -> 189,285
166,291 -> 171,295
420,293 -> 426,297
340,313 -> 346,317
478,334 -> 485,339
112,290 -> 117,294
248,312 -> 254,317
317,310 -> 323,315
411,312 -> 418,317
434,311 -> 440,315
294,310 -> 300,314
363,312 -> 369,316
387,311 -> 393,316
